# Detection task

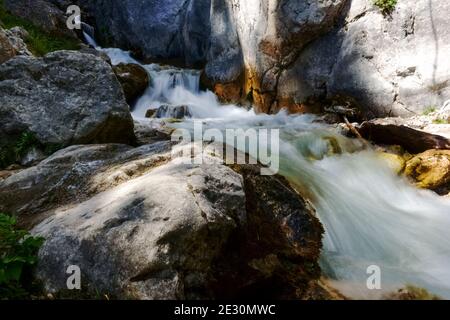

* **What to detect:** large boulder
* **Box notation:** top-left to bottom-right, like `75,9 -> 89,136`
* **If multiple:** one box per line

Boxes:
0,141 -> 326,299
0,50 -> 136,167
112,63 -> 150,103
0,142 -> 172,228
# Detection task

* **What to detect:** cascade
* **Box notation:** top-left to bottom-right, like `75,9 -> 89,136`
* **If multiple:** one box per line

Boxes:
84,32 -> 450,299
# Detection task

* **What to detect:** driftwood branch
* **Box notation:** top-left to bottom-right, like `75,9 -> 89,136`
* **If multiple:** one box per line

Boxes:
343,116 -> 368,146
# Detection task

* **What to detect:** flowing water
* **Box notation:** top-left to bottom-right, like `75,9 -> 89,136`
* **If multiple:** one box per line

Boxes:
85,33 -> 450,299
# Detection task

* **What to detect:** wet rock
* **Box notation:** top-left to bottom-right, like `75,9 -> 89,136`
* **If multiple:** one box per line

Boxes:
113,63 -> 149,103
145,109 -> 157,118
405,150 -> 450,195
212,163 -> 325,299
200,70 -> 243,104
0,51 -> 136,159
358,121 -> 450,154
155,105 -> 192,119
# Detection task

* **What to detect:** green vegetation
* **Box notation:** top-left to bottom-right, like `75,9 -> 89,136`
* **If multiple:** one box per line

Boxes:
14,132 -> 39,159
433,118 -> 449,124
0,213 -> 44,299
374,0 -> 398,14
422,106 -> 437,116
0,131 -> 64,169
0,0 -> 80,56
0,131 -> 41,169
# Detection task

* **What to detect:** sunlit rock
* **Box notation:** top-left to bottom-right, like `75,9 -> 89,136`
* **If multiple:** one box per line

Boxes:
405,149 -> 450,194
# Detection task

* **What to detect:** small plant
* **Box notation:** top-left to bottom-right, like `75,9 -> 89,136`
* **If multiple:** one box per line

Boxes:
14,132 -> 39,159
0,131 -> 63,169
433,119 -> 449,124
0,213 -> 44,299
422,106 -> 437,116
0,131 -> 40,169
374,0 -> 398,14
0,0 -> 80,56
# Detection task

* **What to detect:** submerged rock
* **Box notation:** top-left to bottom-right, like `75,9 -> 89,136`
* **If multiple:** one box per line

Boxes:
153,105 -> 192,119
405,150 -> 450,195
0,50 -> 136,161
112,63 -> 149,103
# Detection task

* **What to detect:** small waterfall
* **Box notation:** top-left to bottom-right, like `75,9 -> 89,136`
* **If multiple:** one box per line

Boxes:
133,65 -> 201,118
88,36 -> 450,299
83,31 -> 138,65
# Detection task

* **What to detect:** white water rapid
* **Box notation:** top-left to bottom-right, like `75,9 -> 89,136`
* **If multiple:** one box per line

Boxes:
85,32 -> 450,299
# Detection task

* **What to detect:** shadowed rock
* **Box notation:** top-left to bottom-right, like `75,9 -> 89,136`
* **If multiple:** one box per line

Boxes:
358,121 -> 450,153
113,63 -> 150,103
0,51 -> 136,162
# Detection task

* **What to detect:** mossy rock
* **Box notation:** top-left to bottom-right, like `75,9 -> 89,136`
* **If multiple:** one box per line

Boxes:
405,150 -> 450,193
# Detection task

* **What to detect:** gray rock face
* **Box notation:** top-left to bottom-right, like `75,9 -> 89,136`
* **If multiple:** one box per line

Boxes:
0,140 -> 325,299
81,0 -> 211,67
0,50 -> 136,156
283,0 -> 450,117
227,0 -> 348,113
204,0 -> 243,84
